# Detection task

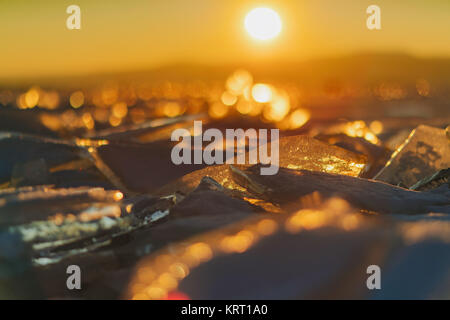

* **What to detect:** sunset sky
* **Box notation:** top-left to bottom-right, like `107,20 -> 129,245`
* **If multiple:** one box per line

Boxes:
1,0 -> 450,78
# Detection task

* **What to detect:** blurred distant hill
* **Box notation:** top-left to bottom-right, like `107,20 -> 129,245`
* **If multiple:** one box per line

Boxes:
2,53 -> 450,88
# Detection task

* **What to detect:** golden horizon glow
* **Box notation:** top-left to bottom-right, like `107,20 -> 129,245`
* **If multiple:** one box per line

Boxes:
2,1 -> 450,79
244,7 -> 282,41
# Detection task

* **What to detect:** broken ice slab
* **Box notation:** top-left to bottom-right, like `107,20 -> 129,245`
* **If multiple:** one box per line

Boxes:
75,129 -> 367,194
91,139 -> 208,193
0,131 -> 127,190
314,133 -> 390,178
85,114 -> 204,143
26,178 -> 262,297
410,168 -> 450,192
121,177 -> 260,253
156,164 -> 236,196
0,108 -> 58,137
10,176 -> 258,271
229,165 -> 450,214
0,186 -> 124,225
99,178 -> 261,268
0,232 -> 43,299
277,135 -> 367,176
0,132 -> 78,184
11,158 -> 49,187
125,198 -> 450,299
383,129 -> 412,151
169,177 -> 261,219
374,125 -> 450,188
7,191 -> 181,268
87,119 -> 275,193
156,135 -> 367,196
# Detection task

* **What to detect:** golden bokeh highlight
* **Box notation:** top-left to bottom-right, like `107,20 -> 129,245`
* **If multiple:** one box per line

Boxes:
256,219 -> 278,236
252,83 -> 273,103
220,230 -> 256,254
221,91 -> 238,106
289,109 -> 310,129
226,69 -> 253,96
369,120 -> 383,135
25,87 -> 40,108
322,120 -> 381,145
263,90 -> 290,122
416,79 -> 431,97
163,102 -> 183,118
209,102 -> 228,119
112,102 -> 128,118
70,91 -> 85,109
82,112 -> 95,130
8,69 -> 315,136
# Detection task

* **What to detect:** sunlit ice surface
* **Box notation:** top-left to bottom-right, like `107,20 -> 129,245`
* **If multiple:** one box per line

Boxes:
0,54 -> 450,299
126,197 -> 450,300
245,7 -> 282,41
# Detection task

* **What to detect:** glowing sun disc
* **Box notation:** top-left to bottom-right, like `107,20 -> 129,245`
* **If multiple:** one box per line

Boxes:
245,7 -> 282,41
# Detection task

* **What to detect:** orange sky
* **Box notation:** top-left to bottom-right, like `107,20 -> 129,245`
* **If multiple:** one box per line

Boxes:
1,0 -> 450,78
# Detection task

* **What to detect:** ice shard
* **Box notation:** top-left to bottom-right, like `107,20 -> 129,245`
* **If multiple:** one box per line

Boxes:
374,125 -> 450,188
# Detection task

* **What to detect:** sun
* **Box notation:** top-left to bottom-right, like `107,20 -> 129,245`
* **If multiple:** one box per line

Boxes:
244,7 -> 282,41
